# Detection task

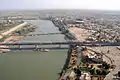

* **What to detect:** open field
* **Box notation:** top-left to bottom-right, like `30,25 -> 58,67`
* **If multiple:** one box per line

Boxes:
69,27 -> 91,42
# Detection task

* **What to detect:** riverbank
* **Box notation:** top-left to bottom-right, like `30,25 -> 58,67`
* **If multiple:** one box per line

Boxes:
69,27 -> 117,79
58,46 -> 72,79
69,27 -> 91,42
0,21 -> 37,42
1,22 -> 27,36
58,45 -> 79,80
0,22 -> 27,41
52,19 -> 77,40
54,19 -> 114,79
0,22 -> 37,52
51,19 -> 78,79
4,36 -> 24,42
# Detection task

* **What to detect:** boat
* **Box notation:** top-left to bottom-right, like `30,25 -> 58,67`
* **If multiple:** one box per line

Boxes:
43,49 -> 49,52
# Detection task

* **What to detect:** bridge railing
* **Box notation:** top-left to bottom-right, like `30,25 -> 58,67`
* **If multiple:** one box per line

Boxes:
1,41 -> 120,46
12,32 -> 62,36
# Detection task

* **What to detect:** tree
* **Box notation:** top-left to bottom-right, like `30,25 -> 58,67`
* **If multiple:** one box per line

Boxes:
90,65 -> 93,69
102,62 -> 110,69
76,69 -> 81,76
101,69 -> 109,75
96,69 -> 102,75
118,71 -> 120,77
90,68 -> 95,75
86,63 -> 89,67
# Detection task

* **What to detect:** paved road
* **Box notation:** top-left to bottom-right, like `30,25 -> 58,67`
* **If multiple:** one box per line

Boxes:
76,46 -> 82,65
1,22 -> 27,36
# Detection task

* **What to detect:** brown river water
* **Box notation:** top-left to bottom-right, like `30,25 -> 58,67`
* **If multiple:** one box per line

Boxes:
0,20 -> 68,80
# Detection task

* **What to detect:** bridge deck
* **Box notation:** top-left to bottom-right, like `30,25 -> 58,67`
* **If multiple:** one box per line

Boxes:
13,32 -> 62,36
0,47 -> 69,50
1,42 -> 120,46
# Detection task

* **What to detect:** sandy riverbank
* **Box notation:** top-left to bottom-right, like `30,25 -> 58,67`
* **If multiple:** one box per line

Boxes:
1,22 -> 27,36
4,36 -> 24,42
69,27 -> 91,42
0,22 -> 27,39
0,22 -> 28,42
0,22 -> 28,52
0,36 -> 24,52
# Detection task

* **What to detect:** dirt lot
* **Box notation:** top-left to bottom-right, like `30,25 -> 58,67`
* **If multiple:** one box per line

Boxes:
69,27 -> 91,42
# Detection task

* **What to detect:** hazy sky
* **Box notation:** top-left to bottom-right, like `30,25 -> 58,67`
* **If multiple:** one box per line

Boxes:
0,0 -> 120,10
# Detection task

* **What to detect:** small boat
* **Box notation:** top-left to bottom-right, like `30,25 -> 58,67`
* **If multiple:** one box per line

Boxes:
33,48 -> 50,52
43,49 -> 49,52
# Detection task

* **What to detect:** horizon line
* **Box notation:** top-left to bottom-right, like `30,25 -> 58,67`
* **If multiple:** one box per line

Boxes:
0,8 -> 120,12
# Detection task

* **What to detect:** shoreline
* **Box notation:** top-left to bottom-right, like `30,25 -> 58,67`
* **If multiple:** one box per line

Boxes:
69,27 -> 90,42
0,22 -> 29,52
0,22 -> 28,42
53,19 -> 114,80
68,26 -> 118,79
52,19 -> 80,80
58,46 -> 72,80
1,22 -> 27,37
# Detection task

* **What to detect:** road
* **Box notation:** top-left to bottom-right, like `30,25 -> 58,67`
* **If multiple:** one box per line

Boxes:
1,22 -> 27,37
87,46 -> 120,80
0,22 -> 28,52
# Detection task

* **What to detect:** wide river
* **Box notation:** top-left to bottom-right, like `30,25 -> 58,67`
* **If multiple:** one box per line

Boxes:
0,20 -> 68,80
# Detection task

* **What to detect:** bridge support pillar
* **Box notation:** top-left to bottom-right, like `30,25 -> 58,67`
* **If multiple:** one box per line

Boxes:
35,45 -> 39,51
35,45 -> 39,48
59,44 -> 61,48
18,45 -> 22,50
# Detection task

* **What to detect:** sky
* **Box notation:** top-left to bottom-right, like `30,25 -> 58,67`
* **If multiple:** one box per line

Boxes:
0,0 -> 120,10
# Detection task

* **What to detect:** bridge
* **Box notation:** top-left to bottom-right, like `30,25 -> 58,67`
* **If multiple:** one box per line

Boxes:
0,41 -> 120,51
0,47 -> 69,50
1,41 -> 120,46
16,32 -> 62,36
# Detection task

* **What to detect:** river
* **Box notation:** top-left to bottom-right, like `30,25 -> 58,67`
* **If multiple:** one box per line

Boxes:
21,20 -> 66,42
0,20 -> 68,80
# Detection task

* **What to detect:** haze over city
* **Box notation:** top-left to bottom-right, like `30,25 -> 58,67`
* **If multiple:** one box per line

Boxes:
0,0 -> 120,10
